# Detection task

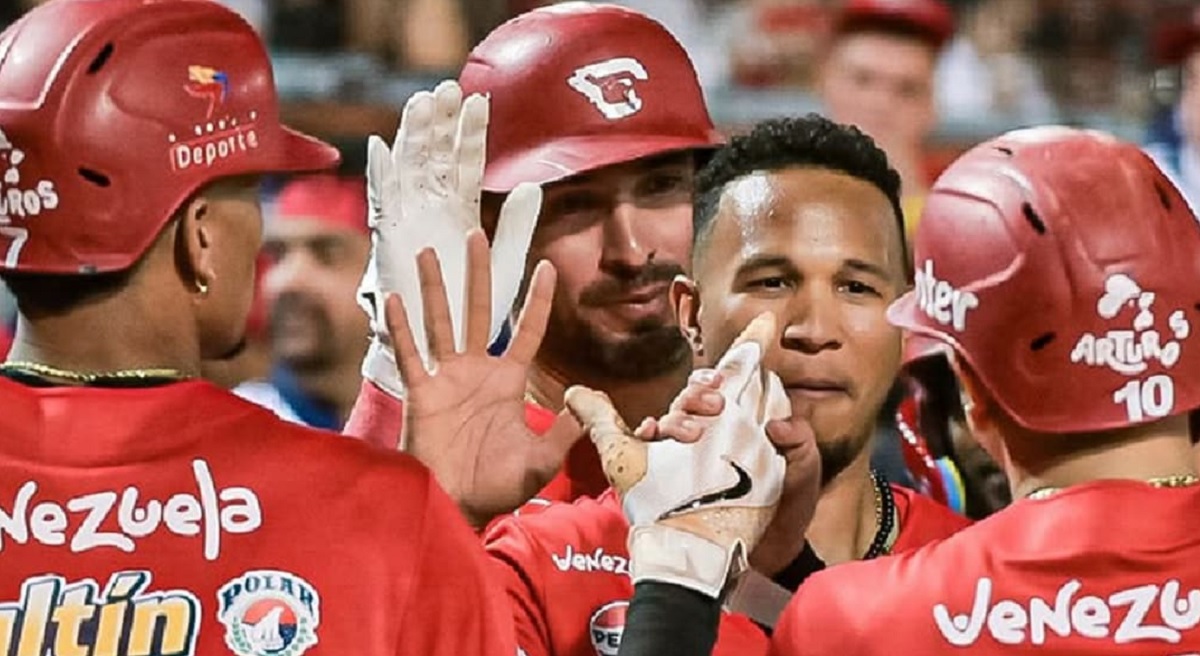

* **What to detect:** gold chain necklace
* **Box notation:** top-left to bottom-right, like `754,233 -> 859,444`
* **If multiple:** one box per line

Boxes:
0,360 -> 192,384
1026,474 -> 1200,501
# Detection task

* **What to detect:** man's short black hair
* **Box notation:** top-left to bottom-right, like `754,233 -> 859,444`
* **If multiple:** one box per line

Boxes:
693,114 -> 908,275
2,268 -> 135,317
1,175 -> 261,318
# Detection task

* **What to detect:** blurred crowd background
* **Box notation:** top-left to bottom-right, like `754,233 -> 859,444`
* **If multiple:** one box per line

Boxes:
0,0 -> 1192,165
2,0 -> 1199,434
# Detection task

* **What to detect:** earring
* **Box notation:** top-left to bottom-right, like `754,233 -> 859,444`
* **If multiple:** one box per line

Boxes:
196,279 -> 209,296
687,328 -> 704,355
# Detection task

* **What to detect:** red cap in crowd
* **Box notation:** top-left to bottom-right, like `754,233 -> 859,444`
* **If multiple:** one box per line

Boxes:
835,0 -> 955,50
273,175 -> 368,234
1152,5 -> 1200,67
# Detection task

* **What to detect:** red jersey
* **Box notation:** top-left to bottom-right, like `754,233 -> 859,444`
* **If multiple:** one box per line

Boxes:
344,380 -> 609,502
484,489 -> 767,656
0,378 -> 516,656
771,481 -> 1200,656
485,483 -> 968,656
889,483 -> 972,552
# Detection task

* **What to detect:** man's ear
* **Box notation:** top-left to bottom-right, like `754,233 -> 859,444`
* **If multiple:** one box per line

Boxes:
670,274 -> 704,358
176,194 -> 215,298
947,353 -> 1000,455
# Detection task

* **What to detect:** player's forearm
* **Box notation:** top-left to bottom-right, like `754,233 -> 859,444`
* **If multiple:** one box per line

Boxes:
771,541 -> 826,593
618,581 -> 721,656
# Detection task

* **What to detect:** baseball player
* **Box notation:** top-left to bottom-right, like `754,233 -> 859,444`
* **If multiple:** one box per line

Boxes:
604,126 -> 1200,655
0,2 -> 515,654
344,3 -> 724,526
383,113 -> 971,656
770,126 -> 1200,655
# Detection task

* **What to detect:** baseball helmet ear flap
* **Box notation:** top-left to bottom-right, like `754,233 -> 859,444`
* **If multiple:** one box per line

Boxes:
458,3 -> 723,193
0,0 -> 339,275
889,126 -> 1200,434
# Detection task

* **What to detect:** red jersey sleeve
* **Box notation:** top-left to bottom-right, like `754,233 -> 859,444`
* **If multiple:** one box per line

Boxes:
396,472 -> 519,656
343,380 -> 404,449
482,515 -> 554,656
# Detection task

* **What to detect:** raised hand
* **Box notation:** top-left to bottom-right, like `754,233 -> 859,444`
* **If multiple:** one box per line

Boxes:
358,80 -> 541,399
564,313 -> 791,598
386,230 -> 580,530
629,335 -> 823,577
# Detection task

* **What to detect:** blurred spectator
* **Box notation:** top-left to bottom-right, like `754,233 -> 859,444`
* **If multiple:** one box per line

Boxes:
1029,0 -> 1143,117
817,0 -> 953,237
343,0 -> 513,71
935,0 -> 1057,122
1145,3 -> 1200,217
729,0 -> 831,89
234,175 -> 371,430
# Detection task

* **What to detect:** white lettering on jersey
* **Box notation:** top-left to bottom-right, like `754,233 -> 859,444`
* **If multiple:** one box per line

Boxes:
0,571 -> 200,655
914,259 -> 979,332
0,458 -> 261,560
934,577 -> 1200,647
550,545 -> 630,577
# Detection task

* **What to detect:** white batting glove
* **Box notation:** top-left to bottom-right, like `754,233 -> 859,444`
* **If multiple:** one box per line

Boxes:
357,80 -> 542,399
565,313 -> 789,598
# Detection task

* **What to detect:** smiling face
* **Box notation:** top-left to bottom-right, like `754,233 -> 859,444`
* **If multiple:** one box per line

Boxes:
684,166 -> 907,481
521,152 -> 697,381
261,219 -> 370,374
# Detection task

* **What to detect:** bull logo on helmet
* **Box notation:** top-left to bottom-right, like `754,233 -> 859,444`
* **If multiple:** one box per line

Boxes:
567,58 -> 649,120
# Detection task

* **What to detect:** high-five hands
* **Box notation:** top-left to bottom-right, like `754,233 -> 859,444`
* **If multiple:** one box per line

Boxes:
383,231 -> 581,530
358,80 -> 541,400
564,313 -> 791,598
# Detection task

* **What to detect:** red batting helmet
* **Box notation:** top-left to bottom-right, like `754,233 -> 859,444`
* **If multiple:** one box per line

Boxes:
459,3 -> 723,193
0,0 -> 339,274
889,126 -> 1200,433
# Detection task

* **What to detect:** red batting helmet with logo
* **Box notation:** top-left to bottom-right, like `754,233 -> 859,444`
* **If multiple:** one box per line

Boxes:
889,126 -> 1200,433
0,0 -> 339,274
459,2 -> 723,193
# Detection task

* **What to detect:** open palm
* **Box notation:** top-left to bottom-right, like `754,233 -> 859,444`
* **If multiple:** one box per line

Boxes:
386,230 -> 579,529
